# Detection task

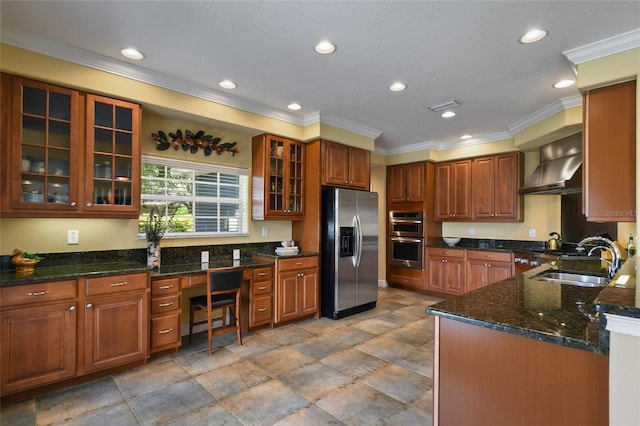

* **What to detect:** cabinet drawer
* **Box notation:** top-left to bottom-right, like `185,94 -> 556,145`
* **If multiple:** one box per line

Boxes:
85,272 -> 148,296
151,294 -> 180,314
278,256 -> 319,272
428,248 -> 465,258
1,280 -> 77,307
151,277 -> 180,296
250,295 -> 272,326
466,250 -> 513,263
150,313 -> 181,348
253,266 -> 273,281
388,272 -> 423,288
252,279 -> 273,296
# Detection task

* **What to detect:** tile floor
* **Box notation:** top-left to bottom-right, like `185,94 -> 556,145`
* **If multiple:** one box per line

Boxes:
1,287 -> 443,426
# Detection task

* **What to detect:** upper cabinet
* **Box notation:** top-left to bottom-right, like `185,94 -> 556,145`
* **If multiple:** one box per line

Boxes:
435,160 -> 472,221
583,80 -> 636,222
252,134 -> 305,220
0,73 -> 141,218
321,140 -> 370,190
472,152 -> 523,222
387,162 -> 424,204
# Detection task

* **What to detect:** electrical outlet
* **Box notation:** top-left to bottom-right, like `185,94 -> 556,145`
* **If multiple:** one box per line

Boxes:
261,226 -> 269,237
67,229 -> 79,245
233,249 -> 240,260
469,227 -> 475,236
201,251 -> 209,263
529,229 -> 536,238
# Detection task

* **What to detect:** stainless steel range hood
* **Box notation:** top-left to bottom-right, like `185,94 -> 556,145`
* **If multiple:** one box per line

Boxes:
519,132 -> 582,195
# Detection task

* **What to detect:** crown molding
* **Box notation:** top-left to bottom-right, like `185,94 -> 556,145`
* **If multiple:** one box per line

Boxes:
303,112 -> 382,139
563,28 -> 640,66
509,95 -> 582,134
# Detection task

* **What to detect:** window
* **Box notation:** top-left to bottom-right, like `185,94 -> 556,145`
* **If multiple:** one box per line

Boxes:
139,155 -> 249,238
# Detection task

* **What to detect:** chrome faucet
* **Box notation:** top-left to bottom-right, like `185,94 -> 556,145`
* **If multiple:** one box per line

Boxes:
577,236 -> 622,277
587,245 -> 615,276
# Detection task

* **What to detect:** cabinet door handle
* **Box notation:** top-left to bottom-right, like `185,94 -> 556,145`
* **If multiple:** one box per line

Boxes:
27,290 -> 49,297
158,284 -> 174,290
158,302 -> 174,307
86,303 -> 93,308
258,286 -> 267,290
258,272 -> 267,277
258,307 -> 267,312
158,328 -> 174,334
109,281 -> 128,287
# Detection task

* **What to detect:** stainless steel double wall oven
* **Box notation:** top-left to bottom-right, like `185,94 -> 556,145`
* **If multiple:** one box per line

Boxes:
388,211 -> 424,269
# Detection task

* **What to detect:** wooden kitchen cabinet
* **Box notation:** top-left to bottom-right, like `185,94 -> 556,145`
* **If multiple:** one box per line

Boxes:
1,280 -> 78,395
250,266 -> 274,329
427,248 -> 465,295
0,73 -> 141,218
83,272 -> 149,373
321,140 -> 370,190
387,162 -> 424,204
251,134 -> 305,220
265,255 -> 319,325
583,79 -> 636,222
387,265 -> 425,290
472,152 -> 523,222
150,277 -> 181,355
465,250 -> 514,292
435,160 -> 472,221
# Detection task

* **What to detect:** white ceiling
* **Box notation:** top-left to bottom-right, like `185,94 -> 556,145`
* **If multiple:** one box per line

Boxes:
2,1 -> 639,154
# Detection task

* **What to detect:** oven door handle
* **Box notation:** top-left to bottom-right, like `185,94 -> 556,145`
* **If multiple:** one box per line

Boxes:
390,237 -> 423,243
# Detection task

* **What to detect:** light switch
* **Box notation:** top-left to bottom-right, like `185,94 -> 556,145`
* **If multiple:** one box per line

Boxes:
67,229 -> 79,245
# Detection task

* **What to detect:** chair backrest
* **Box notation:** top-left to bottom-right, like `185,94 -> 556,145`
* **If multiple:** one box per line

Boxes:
208,267 -> 244,293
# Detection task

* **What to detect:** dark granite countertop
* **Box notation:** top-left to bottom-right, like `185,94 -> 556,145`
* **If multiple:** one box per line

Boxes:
252,251 -> 319,259
149,259 -> 274,278
0,261 -> 149,286
427,259 -> 612,354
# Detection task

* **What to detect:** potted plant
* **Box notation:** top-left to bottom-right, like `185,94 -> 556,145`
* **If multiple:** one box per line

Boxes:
143,207 -> 172,269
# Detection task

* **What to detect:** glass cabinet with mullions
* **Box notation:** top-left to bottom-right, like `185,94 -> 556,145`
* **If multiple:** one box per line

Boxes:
13,78 -> 79,210
85,94 -> 140,213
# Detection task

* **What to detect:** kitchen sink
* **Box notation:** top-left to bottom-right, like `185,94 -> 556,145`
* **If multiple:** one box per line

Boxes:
530,270 -> 610,287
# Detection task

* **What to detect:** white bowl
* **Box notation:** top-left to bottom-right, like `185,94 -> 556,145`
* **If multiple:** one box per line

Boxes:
443,237 -> 461,247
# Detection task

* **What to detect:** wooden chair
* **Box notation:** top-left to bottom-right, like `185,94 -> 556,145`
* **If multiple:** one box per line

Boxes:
188,267 -> 243,354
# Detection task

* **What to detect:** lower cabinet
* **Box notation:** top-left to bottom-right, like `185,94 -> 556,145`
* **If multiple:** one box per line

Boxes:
387,266 -> 426,290
0,273 -> 149,398
426,248 -> 466,296
149,276 -> 181,355
465,250 -> 514,292
1,283 -> 78,395
265,255 -> 319,325
250,266 -> 274,329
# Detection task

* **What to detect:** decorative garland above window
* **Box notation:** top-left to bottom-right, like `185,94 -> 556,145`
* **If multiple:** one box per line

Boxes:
151,129 -> 239,156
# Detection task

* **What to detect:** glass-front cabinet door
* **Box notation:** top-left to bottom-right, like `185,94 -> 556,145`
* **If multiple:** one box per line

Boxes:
265,136 -> 304,218
85,94 -> 140,214
12,77 -> 80,211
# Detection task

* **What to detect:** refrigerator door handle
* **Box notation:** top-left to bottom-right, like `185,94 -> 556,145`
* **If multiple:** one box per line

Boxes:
354,214 -> 363,268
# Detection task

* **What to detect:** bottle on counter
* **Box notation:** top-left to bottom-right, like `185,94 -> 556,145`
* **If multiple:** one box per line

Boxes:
627,236 -> 636,257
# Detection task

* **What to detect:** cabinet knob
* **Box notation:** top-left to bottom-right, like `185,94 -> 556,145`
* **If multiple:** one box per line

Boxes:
69,306 -> 76,311
86,202 -> 93,207
86,303 -> 93,308
70,201 -> 77,207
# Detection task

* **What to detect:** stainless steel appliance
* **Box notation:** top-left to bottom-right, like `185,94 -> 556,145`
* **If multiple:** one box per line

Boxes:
388,236 -> 424,269
321,187 -> 379,319
388,211 -> 423,237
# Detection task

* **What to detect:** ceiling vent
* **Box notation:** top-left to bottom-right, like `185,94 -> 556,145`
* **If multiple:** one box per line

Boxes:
428,99 -> 460,112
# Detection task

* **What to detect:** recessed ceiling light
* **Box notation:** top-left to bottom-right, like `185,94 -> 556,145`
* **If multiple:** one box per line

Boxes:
441,111 -> 456,118
389,82 -> 407,92
219,80 -> 237,89
287,103 -> 302,111
120,48 -> 144,60
461,134 -> 472,140
553,79 -> 575,88
314,40 -> 336,55
519,29 -> 548,44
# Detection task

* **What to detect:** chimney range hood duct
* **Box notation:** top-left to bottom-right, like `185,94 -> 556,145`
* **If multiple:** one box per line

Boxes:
519,132 -> 582,195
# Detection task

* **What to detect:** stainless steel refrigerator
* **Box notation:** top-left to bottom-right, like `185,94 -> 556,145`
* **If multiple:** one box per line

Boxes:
321,187 -> 379,319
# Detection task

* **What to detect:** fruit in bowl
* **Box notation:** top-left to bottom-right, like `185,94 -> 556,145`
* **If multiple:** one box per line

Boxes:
443,237 -> 461,247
